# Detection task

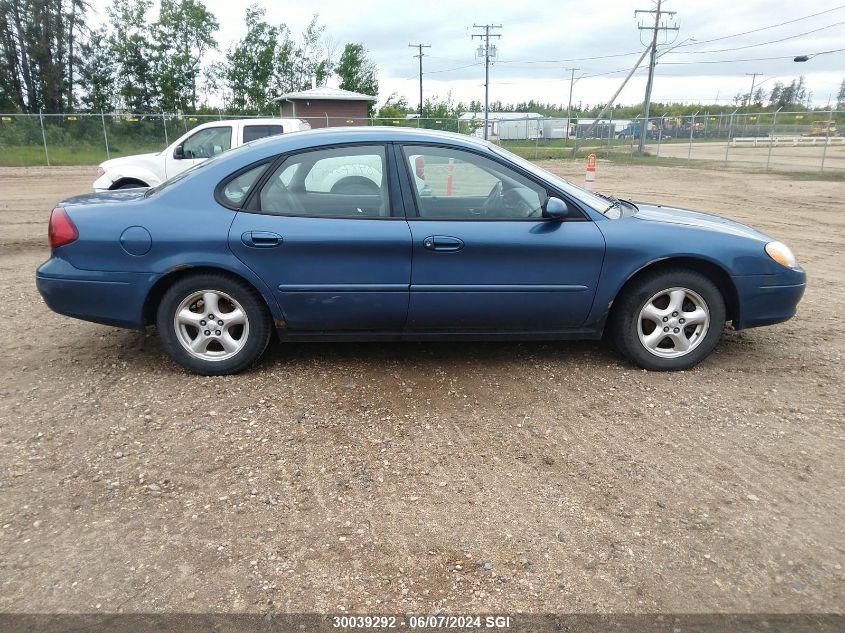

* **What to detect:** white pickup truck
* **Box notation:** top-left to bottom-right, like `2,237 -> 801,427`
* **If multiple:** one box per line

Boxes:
93,118 -> 311,191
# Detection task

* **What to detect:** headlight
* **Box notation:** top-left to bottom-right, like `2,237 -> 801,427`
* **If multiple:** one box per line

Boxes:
96,167 -> 105,177
765,241 -> 797,269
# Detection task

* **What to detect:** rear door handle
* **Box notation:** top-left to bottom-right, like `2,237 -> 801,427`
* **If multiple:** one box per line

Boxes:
241,231 -> 283,248
423,235 -> 464,252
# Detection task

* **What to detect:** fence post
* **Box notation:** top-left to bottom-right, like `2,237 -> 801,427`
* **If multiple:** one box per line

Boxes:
607,110 -> 614,152
655,111 -> 666,157
723,110 -> 737,167
820,109 -> 834,173
100,109 -> 110,160
766,107 -> 782,172
162,112 -> 169,147
38,108 -> 50,166
688,111 -> 699,160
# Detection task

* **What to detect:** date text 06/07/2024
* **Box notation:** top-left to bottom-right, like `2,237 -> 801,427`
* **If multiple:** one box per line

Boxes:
332,615 -> 513,629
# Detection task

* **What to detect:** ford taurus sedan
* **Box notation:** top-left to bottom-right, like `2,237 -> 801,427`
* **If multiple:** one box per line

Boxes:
37,127 -> 806,375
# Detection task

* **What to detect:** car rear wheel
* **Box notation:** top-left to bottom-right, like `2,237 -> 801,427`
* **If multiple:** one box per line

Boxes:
156,273 -> 272,375
611,268 -> 726,371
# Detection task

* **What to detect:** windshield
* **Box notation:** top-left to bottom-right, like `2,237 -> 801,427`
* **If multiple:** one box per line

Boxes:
488,143 -> 613,214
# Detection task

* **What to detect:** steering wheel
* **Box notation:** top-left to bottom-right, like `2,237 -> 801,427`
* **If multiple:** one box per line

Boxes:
481,181 -> 503,215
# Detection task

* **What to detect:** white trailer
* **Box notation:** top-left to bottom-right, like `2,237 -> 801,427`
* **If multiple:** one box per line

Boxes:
497,117 -> 543,140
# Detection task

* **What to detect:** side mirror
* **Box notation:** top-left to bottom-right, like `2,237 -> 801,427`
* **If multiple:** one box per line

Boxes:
542,196 -> 569,220
173,145 -> 184,160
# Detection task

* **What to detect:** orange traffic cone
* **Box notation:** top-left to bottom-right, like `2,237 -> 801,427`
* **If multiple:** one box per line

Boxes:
585,153 -> 597,192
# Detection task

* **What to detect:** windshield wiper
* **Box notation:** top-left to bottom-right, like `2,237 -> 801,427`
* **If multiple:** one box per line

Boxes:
593,192 -> 622,213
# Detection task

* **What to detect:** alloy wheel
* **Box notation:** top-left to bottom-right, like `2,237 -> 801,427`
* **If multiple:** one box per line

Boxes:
637,286 -> 710,359
173,290 -> 250,361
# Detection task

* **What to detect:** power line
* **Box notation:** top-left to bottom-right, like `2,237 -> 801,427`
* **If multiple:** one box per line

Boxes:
497,51 -> 643,64
673,5 -> 845,48
408,43 -> 431,118
666,21 -> 845,55
494,6 -> 845,66
471,24 -> 502,140
659,47 -> 845,64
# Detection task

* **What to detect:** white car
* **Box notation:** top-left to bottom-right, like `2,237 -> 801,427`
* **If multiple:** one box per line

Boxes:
93,118 -> 311,192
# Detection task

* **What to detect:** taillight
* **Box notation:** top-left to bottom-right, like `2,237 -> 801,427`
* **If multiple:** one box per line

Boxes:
48,207 -> 78,248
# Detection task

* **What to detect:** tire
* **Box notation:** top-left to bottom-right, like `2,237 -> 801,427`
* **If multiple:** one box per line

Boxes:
116,182 -> 147,190
610,268 -> 726,371
156,273 -> 272,375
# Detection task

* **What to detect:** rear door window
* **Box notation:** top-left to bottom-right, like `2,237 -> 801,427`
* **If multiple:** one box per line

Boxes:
258,145 -> 391,218
243,125 -> 284,143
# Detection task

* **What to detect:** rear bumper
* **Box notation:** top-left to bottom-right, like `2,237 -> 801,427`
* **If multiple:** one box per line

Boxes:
36,256 -> 150,330
732,269 -> 806,330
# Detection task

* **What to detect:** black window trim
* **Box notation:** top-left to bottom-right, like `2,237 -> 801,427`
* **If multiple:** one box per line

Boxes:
237,141 -> 406,220
395,141 -> 592,222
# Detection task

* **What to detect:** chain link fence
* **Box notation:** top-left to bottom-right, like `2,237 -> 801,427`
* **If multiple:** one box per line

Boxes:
0,110 -> 842,172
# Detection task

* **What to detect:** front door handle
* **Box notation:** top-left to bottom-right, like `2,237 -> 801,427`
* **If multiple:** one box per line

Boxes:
241,231 -> 283,248
423,235 -> 464,252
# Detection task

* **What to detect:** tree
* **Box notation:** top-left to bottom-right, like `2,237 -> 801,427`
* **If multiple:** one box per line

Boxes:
153,0 -> 219,112
78,26 -> 116,111
336,42 -> 378,115
224,4 -> 290,112
107,0 -> 157,111
376,93 -> 410,119
287,15 -> 334,92
0,0 -> 90,112
769,76 -> 807,109
837,78 -> 845,110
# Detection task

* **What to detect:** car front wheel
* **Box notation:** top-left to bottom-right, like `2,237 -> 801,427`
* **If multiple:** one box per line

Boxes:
156,273 -> 272,375
611,269 -> 726,371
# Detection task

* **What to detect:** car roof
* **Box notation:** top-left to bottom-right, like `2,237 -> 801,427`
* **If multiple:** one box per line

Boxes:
246,126 -> 492,153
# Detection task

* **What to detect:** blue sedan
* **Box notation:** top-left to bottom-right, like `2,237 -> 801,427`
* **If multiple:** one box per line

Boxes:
37,128 -> 806,374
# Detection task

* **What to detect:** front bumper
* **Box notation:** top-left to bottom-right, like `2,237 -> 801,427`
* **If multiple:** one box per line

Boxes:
93,173 -> 114,193
36,256 -> 151,330
732,268 -> 806,330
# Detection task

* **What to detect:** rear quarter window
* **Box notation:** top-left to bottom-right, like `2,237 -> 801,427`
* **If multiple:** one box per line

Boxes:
243,125 -> 284,143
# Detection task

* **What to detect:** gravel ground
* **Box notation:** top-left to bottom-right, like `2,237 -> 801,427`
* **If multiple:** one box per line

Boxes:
0,163 -> 842,614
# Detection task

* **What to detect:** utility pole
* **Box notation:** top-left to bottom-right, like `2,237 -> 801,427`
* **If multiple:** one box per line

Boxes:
572,44 -> 653,155
565,67 -> 580,139
635,0 -> 678,154
471,24 -> 502,140
408,43 -> 431,119
745,72 -> 762,108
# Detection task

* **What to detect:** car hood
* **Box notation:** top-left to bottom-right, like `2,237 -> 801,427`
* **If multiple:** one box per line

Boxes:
100,152 -> 160,171
632,203 -> 770,242
60,189 -> 147,207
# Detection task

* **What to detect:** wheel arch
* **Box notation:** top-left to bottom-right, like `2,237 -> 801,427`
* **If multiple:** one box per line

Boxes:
610,256 -> 739,324
142,265 -> 282,327
110,177 -> 150,190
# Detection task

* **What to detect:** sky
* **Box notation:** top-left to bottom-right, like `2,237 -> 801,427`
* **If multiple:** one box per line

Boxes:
96,0 -> 845,110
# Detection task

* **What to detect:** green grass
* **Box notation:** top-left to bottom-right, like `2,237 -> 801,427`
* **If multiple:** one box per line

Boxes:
0,143 -> 164,167
1,140 -> 841,182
